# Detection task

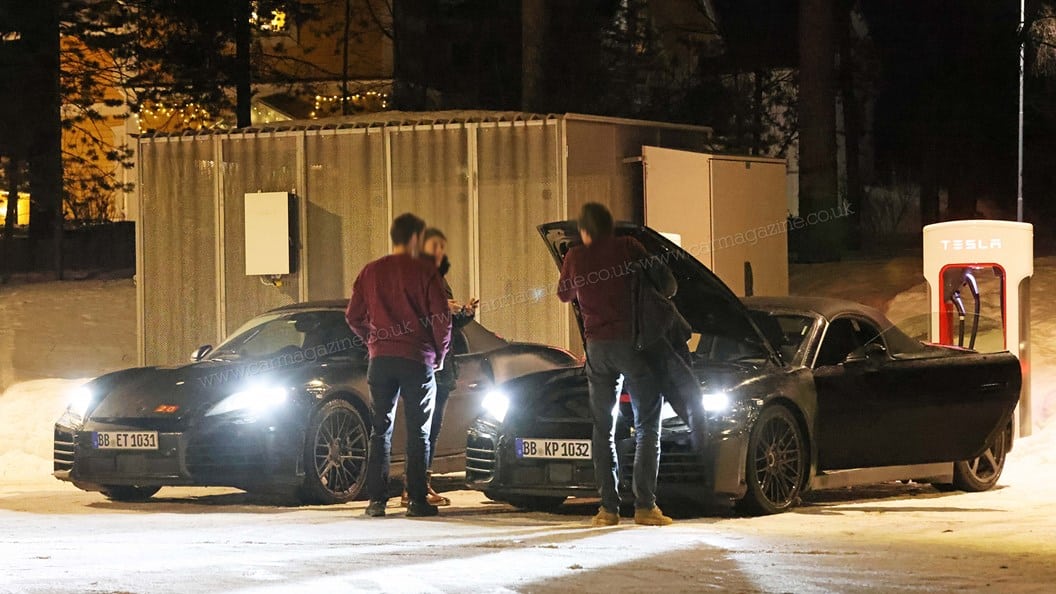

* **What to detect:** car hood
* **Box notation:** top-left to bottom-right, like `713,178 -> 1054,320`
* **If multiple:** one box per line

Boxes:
86,359 -> 313,421
537,220 -> 778,360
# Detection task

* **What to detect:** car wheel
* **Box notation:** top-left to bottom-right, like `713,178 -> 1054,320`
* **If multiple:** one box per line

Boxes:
505,495 -> 567,512
100,485 -> 161,502
299,399 -> 369,505
738,405 -> 807,515
950,421 -> 1011,492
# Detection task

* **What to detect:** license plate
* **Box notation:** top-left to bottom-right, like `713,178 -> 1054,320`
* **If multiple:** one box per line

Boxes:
515,438 -> 591,460
92,432 -> 158,450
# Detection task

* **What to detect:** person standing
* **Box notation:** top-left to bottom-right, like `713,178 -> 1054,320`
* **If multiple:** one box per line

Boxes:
557,203 -> 673,527
346,213 -> 452,518
400,227 -> 478,507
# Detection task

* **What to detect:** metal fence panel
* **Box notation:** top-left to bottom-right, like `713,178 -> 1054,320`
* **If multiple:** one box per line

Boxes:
139,138 -> 218,365
304,130 -> 389,300
221,135 -> 301,334
390,126 -> 472,301
476,122 -> 565,347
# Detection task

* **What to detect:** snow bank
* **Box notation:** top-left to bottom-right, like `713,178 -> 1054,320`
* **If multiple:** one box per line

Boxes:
0,278 -> 135,394
0,379 -> 84,485
1004,420 -> 1056,487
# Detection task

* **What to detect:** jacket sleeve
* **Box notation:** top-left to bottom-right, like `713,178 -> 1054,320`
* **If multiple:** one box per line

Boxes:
629,238 -> 677,298
556,249 -> 577,303
426,271 -> 453,365
345,273 -> 371,346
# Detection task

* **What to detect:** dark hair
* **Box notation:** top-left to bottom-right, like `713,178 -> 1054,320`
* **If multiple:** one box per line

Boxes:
578,202 -> 614,239
423,227 -> 447,243
390,213 -> 426,245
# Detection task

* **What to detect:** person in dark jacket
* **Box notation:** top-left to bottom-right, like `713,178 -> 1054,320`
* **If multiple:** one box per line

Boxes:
400,227 -> 478,507
346,213 -> 452,518
557,203 -> 673,527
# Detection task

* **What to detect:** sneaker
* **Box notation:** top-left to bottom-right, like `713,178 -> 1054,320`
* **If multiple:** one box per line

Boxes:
406,500 -> 440,518
364,500 -> 387,518
633,506 -> 673,526
590,508 -> 620,527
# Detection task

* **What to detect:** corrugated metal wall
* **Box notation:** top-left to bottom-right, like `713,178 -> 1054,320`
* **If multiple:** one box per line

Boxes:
476,121 -> 565,346
139,138 -> 218,365
304,129 -> 389,300
221,136 -> 303,335
137,115 -> 711,365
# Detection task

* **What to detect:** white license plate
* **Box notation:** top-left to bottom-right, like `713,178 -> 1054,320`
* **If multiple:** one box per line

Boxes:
92,431 -> 158,450
515,438 -> 591,460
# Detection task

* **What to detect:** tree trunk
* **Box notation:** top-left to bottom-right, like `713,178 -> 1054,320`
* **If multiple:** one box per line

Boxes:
2,158 -> 20,282
753,70 -> 764,155
341,0 -> 352,116
797,0 -> 841,262
234,0 -> 252,127
521,0 -> 545,112
838,0 -> 863,248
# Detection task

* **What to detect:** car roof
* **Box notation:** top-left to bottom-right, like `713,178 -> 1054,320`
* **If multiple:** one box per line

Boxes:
266,299 -> 347,313
742,295 -> 889,324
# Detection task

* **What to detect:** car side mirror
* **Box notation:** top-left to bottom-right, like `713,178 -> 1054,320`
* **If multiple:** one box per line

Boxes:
845,342 -> 886,364
191,345 -> 213,362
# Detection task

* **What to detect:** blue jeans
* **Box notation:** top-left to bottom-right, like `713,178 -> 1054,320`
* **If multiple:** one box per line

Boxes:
585,339 -> 662,512
366,356 -> 436,503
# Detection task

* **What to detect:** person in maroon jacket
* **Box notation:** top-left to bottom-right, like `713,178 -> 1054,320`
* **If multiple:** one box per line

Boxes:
346,213 -> 452,518
557,203 -> 673,527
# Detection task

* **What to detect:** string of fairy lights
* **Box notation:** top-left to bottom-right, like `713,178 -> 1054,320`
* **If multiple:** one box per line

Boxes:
136,91 -> 390,133
310,91 -> 388,118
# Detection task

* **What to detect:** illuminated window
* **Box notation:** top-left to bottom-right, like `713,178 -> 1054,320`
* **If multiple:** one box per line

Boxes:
251,3 -> 288,34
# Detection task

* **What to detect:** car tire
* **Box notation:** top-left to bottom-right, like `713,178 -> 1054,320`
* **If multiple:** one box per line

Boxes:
100,485 -> 161,502
298,399 -> 369,505
505,495 -> 567,512
948,420 -> 1012,493
738,405 -> 807,515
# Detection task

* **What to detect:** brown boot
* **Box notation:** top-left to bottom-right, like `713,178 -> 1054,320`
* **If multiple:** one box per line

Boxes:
425,472 -> 451,507
634,506 -> 673,526
591,508 -> 620,527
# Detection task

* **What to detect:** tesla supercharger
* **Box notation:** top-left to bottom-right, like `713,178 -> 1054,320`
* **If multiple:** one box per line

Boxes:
923,220 -> 1033,437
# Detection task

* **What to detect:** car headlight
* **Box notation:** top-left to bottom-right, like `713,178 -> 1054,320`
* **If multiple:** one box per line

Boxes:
701,392 -> 730,412
68,385 -> 96,419
481,389 -> 509,423
206,386 -> 288,417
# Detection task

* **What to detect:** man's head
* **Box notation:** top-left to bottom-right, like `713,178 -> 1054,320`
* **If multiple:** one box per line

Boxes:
577,202 -> 614,246
390,212 -> 427,255
422,227 -> 448,267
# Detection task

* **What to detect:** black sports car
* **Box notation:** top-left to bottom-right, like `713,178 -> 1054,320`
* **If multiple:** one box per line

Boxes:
54,302 -> 577,503
465,222 -> 1022,514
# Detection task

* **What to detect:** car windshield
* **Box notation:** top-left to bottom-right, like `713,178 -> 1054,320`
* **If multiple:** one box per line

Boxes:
210,310 -> 363,361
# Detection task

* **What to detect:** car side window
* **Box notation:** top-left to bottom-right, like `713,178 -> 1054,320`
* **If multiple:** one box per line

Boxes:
815,318 -> 859,367
852,318 -> 884,351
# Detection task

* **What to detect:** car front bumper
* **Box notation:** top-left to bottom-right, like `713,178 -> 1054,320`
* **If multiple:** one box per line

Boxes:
54,415 -> 304,492
466,417 -> 749,504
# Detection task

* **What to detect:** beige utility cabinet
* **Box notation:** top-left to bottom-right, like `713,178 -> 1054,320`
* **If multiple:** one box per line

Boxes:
642,146 -> 788,297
